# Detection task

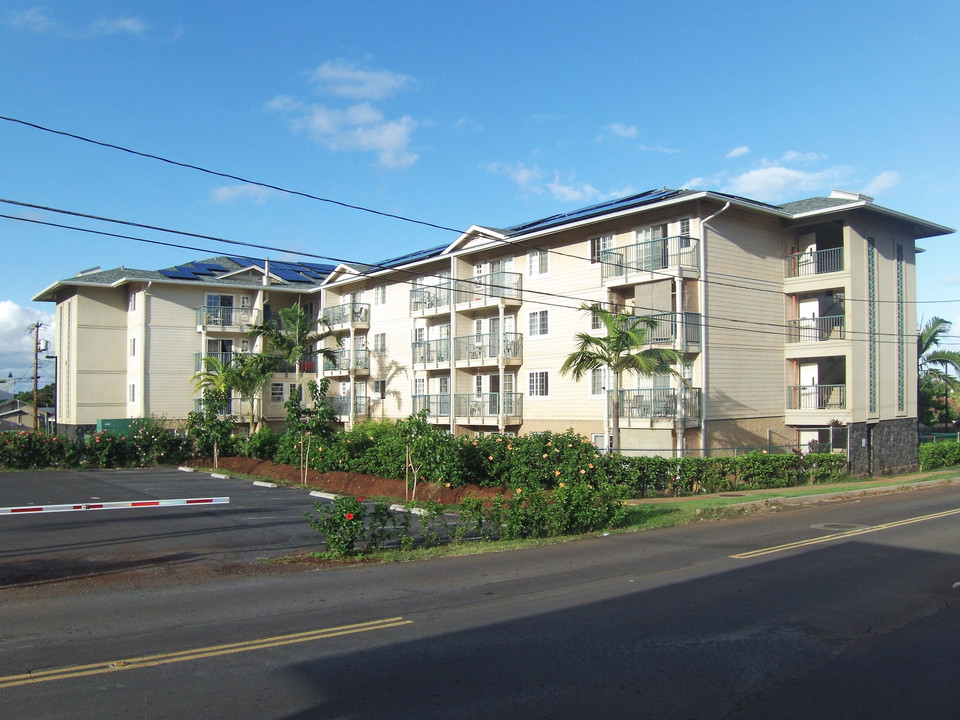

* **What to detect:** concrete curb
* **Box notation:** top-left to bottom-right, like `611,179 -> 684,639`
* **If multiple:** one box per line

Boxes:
253,480 -> 278,488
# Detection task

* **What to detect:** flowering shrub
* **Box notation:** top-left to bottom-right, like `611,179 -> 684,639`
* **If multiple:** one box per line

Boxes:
129,417 -> 191,466
305,495 -> 415,557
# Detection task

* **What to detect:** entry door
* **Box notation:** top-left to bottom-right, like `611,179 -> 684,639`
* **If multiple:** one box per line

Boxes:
799,363 -> 819,409
488,375 -> 500,414
798,298 -> 819,342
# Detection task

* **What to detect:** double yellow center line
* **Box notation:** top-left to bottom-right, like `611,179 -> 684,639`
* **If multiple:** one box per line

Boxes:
731,507 -> 960,559
0,616 -> 412,690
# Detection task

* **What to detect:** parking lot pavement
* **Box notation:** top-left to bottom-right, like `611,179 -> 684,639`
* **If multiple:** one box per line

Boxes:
0,468 -> 329,581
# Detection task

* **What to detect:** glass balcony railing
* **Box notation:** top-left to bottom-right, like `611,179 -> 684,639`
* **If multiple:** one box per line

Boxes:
600,236 -> 700,282
785,247 -> 844,278
410,285 -> 453,314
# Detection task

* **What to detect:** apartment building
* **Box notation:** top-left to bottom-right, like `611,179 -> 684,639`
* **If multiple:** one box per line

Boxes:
35,188 -> 952,474
33,256 -> 332,435
317,188 -> 951,475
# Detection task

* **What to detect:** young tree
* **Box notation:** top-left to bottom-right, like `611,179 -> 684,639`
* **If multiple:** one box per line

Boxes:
247,304 -> 341,400
560,304 -> 685,453
918,317 -> 960,428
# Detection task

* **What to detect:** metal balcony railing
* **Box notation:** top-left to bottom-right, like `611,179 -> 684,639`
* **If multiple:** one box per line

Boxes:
600,236 -> 700,282
787,384 -> 846,410
412,393 -> 452,417
194,352 -> 233,372
787,315 -> 845,342
644,312 -> 702,348
409,284 -> 453,314
454,272 -> 523,304
454,392 -> 523,421
453,332 -> 523,363
322,302 -> 370,327
616,387 -> 702,421
328,395 -> 370,416
195,305 -> 261,329
412,338 -> 451,366
785,247 -> 844,278
322,349 -> 370,373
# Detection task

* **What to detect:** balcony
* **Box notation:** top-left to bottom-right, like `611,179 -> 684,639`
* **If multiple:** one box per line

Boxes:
453,332 -> 523,366
413,393 -> 451,418
322,302 -> 370,331
194,352 -> 233,372
453,272 -> 523,312
454,392 -> 523,425
322,349 -> 370,376
785,247 -> 843,278
410,284 -> 453,318
645,312 -> 702,352
196,305 -> 261,332
412,339 -> 451,370
787,384 -> 846,411
616,387 -> 701,427
329,395 -> 370,418
601,236 -> 700,285
787,315 -> 845,343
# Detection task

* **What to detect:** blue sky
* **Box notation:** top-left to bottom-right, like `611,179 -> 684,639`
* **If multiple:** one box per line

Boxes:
2,0 -> 959,389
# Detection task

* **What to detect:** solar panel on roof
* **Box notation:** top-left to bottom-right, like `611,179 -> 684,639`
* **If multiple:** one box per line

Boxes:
272,268 -> 312,283
377,244 -> 447,268
192,262 -> 228,272
506,189 -> 681,235
159,268 -> 200,280
185,266 -> 216,276
225,256 -> 265,269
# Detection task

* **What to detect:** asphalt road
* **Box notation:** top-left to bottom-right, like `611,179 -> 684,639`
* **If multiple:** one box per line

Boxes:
1,471 -> 960,719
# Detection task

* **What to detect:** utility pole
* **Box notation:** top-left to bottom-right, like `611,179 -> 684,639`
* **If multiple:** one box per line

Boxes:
32,322 -> 41,430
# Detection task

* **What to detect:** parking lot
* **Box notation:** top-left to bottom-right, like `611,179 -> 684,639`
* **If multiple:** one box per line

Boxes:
0,468 -> 327,584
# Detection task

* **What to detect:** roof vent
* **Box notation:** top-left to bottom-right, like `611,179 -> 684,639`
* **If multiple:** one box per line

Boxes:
75,266 -> 101,276
830,189 -> 874,203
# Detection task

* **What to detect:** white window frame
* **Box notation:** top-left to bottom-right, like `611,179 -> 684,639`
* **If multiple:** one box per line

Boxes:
527,248 -> 549,277
373,379 -> 386,399
528,310 -> 549,337
590,235 -> 613,264
413,377 -> 426,396
373,333 -> 387,353
128,292 -> 137,312
129,338 -> 136,357
590,367 -> 605,397
128,383 -> 136,403
528,370 -> 550,398
270,382 -> 284,403
373,285 -> 387,305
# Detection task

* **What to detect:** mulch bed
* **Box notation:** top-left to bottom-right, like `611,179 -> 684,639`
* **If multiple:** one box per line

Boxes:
200,457 -> 509,505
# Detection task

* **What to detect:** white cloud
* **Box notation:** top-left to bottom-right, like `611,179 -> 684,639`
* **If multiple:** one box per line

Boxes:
484,162 -> 544,190
306,60 -> 414,100
453,116 -> 482,132
723,166 -> 847,202
268,98 -> 419,169
4,7 -> 149,38
602,122 -> 638,139
779,150 -> 827,165
0,301 -> 54,380
638,143 -> 680,154
726,146 -> 750,159
863,170 -> 900,197
211,184 -> 280,205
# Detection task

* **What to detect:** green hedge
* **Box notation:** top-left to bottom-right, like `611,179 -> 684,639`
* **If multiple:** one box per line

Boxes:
918,439 -> 960,471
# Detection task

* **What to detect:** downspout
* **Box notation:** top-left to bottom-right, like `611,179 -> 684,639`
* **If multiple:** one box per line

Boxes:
141,281 -> 151,418
698,201 -> 731,457
498,302 -> 505,433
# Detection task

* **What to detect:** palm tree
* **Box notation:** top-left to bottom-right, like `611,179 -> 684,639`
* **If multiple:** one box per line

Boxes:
192,354 -> 237,409
229,353 -> 282,433
561,303 -> 685,453
247,303 -> 340,400
918,317 -> 960,427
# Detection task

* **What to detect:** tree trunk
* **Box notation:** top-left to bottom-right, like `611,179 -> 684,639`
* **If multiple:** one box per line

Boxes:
611,371 -> 621,454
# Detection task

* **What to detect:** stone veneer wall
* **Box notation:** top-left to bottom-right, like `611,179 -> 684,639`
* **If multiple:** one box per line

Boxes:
847,417 -> 918,476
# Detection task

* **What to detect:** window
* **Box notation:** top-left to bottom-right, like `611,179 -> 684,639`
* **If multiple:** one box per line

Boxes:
529,371 -> 549,397
339,381 -> 350,396
373,285 -> 387,305
288,383 -> 300,402
128,292 -> 136,312
129,338 -> 136,357
638,224 -> 667,242
590,368 -> 605,396
591,310 -> 602,330
529,310 -> 549,337
373,379 -> 386,399
528,249 -> 549,276
373,333 -> 387,352
270,383 -> 284,403
679,218 -> 692,249
128,384 -> 136,403
414,327 -> 426,343
414,378 -> 426,396
590,235 -> 613,264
